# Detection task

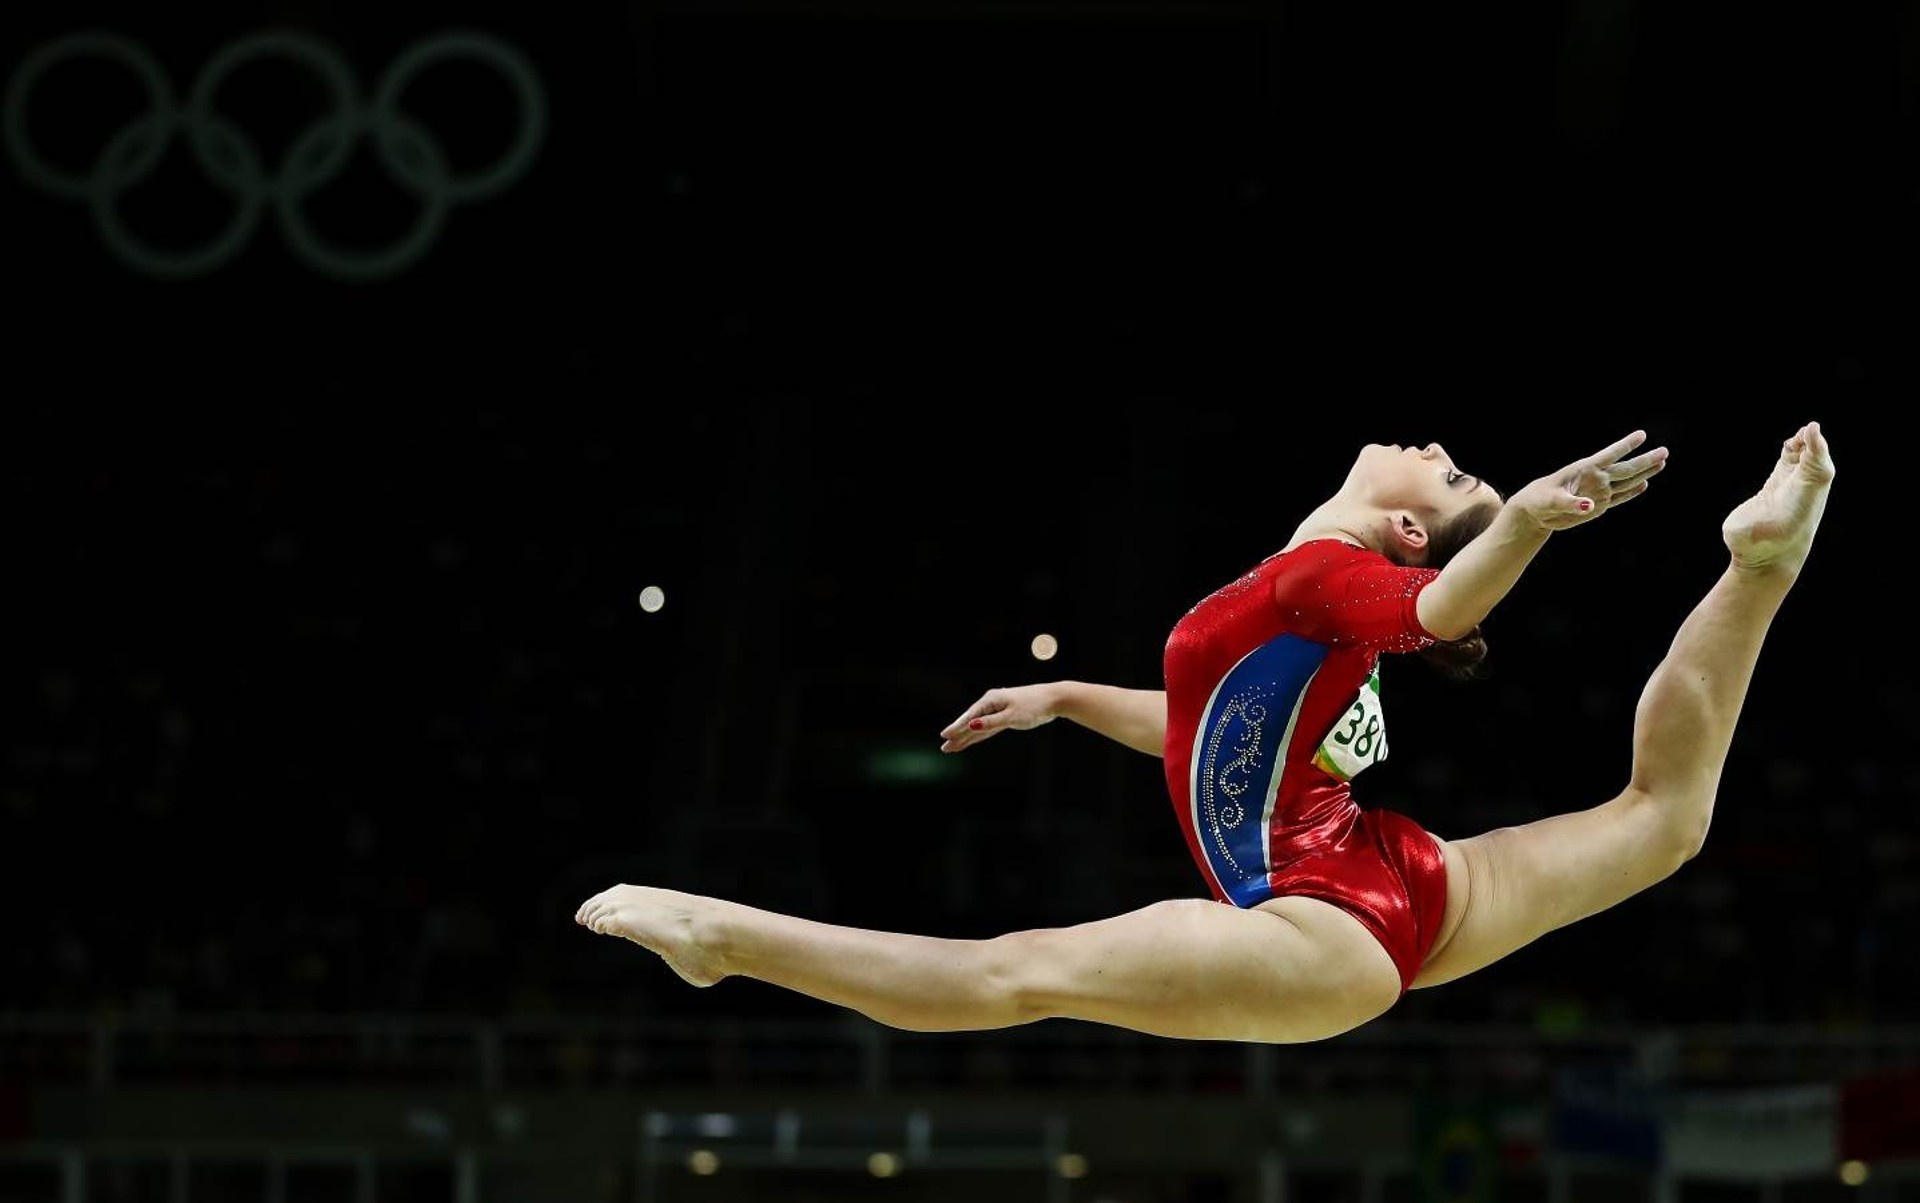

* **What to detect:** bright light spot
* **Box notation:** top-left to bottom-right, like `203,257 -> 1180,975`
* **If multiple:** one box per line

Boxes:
1839,1161 -> 1869,1187
1056,1153 -> 1089,1179
1030,632 -> 1059,661
638,585 -> 666,613
688,1150 -> 719,1176
867,1152 -> 901,1178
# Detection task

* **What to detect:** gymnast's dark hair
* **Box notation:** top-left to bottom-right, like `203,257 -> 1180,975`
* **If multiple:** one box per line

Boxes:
1410,498 -> 1501,683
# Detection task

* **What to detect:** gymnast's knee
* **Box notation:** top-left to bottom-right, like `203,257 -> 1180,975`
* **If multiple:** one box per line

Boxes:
976,930 -> 1070,1023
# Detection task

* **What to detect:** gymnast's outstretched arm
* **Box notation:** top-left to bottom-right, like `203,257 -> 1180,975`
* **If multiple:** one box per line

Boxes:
1414,431 -> 1667,640
938,680 -> 1166,758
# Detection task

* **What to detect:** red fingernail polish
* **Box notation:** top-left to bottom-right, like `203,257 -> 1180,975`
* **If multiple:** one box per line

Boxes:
1578,500 -> 1593,512
968,719 -> 984,730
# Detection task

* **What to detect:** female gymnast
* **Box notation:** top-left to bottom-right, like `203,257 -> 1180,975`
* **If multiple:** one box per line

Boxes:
576,421 -> 1834,1044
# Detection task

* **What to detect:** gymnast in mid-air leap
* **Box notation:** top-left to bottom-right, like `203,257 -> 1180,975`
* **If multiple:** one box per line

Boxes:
578,421 -> 1834,1044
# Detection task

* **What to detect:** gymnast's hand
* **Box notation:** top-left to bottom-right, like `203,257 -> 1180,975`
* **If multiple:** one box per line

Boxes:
939,683 -> 1060,753
1510,429 -> 1669,533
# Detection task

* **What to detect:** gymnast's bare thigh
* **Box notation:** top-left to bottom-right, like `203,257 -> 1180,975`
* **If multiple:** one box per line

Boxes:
1409,796 -> 1666,990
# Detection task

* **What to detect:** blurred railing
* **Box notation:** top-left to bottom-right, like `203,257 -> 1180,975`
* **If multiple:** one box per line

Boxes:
3,1013 -> 1917,1095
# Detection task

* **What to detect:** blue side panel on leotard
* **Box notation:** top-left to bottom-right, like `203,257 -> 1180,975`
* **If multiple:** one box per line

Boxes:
1188,634 -> 1326,908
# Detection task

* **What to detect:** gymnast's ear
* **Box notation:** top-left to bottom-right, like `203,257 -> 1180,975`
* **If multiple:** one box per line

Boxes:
1389,511 -> 1430,560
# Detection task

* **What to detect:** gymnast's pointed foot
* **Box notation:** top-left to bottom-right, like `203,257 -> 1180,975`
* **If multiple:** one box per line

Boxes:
575,884 -> 728,987
1722,421 -> 1834,577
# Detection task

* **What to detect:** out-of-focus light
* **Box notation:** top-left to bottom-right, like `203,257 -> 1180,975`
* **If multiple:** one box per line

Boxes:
1056,1153 -> 1089,1179
688,1150 -> 719,1175
638,585 -> 666,613
1031,632 -> 1059,661
864,747 -> 960,785
1839,1161 -> 1869,1186
867,1152 -> 901,1178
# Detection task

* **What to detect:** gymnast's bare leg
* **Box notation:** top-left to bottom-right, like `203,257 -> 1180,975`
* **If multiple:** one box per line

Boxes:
1411,421 -> 1834,987
573,884 -> 1404,1044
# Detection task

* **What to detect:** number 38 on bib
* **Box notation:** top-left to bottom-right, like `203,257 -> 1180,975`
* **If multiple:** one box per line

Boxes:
1313,667 -> 1389,782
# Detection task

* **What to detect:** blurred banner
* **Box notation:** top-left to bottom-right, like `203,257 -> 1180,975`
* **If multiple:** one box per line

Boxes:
1550,1068 -> 1664,1168
1664,1084 -> 1837,1179
1415,1097 -> 1501,1203
1840,1068 -> 1920,1163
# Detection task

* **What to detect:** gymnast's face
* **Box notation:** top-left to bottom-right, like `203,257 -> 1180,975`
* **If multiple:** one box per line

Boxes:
1344,442 -> 1501,521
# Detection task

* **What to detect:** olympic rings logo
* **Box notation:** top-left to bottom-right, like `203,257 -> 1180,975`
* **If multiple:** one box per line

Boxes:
5,28 -> 547,280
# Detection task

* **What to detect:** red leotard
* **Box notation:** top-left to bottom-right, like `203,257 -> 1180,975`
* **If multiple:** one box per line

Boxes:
1161,539 -> 1450,993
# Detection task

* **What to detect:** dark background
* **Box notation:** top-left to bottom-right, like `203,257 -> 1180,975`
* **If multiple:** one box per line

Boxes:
2,0 -> 1913,1037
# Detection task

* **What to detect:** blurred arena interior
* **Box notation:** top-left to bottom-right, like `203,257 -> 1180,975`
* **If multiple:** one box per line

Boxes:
2,0 -> 1916,1200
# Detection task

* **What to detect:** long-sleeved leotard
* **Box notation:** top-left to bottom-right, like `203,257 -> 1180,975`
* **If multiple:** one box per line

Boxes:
1161,539 -> 1450,992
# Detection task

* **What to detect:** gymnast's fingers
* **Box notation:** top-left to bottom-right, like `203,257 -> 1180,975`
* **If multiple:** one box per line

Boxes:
941,692 -> 1005,739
